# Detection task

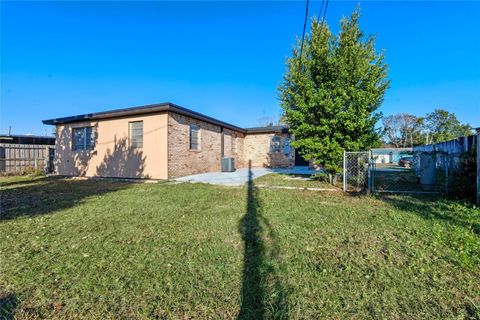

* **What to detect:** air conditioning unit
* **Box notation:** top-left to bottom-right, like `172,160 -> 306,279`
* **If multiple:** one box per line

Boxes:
221,157 -> 235,172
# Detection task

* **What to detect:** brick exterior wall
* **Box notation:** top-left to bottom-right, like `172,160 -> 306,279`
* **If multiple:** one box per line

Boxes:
244,132 -> 294,168
167,112 -> 245,178
52,109 -> 294,179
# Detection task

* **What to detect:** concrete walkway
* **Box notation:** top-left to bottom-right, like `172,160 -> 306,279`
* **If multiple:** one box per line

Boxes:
174,166 -> 319,186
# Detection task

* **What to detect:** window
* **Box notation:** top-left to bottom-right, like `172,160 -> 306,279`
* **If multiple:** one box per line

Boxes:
72,127 -> 94,151
231,134 -> 237,154
129,121 -> 143,148
189,124 -> 201,150
271,136 -> 281,153
284,138 -> 291,155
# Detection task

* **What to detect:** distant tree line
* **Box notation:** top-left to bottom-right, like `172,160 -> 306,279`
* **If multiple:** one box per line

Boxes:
382,109 -> 473,148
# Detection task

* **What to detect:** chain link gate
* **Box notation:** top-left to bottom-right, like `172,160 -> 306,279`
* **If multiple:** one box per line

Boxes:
343,151 -> 371,192
370,150 -> 447,194
343,150 -> 450,194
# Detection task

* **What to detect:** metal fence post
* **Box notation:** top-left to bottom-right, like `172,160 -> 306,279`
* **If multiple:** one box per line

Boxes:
372,151 -> 375,191
367,150 -> 372,193
477,133 -> 480,204
343,150 -> 346,192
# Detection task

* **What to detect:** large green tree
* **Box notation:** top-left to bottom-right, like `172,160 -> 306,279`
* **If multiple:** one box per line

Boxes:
424,109 -> 473,144
280,8 -> 389,179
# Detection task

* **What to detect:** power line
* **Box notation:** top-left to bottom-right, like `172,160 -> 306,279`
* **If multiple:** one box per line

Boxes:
318,0 -> 325,22
299,0 -> 310,68
321,0 -> 329,24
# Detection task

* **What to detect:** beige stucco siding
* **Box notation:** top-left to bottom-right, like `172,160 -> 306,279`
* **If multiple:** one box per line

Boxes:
53,109 -> 293,179
55,113 -> 168,179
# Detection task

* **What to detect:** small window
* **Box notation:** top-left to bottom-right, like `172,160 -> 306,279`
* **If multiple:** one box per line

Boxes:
72,127 -> 94,151
284,138 -> 291,155
129,121 -> 143,148
190,125 -> 201,150
271,136 -> 281,153
231,134 -> 237,154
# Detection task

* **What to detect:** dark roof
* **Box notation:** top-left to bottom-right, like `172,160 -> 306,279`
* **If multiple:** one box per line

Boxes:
0,134 -> 55,145
245,126 -> 289,134
42,102 -> 289,134
42,102 -> 248,132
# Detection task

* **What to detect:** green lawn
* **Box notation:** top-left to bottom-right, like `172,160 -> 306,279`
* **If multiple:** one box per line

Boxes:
1,175 -> 479,319
254,173 -> 336,189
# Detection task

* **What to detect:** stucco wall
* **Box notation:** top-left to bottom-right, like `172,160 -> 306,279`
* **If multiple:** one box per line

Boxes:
53,110 -> 293,179
167,113 -> 244,178
244,132 -> 294,168
55,113 -> 168,179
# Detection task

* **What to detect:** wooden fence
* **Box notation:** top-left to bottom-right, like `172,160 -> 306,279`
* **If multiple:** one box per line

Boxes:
0,143 -> 55,174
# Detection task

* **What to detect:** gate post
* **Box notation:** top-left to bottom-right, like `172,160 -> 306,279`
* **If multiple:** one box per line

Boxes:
476,133 -> 480,204
343,150 -> 346,192
367,150 -> 372,194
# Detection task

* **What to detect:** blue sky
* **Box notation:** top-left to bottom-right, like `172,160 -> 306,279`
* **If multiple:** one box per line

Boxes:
1,1 -> 479,136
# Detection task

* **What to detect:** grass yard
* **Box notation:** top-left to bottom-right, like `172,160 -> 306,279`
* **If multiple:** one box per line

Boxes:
373,169 -> 447,193
254,173 -> 336,189
1,175 -> 479,319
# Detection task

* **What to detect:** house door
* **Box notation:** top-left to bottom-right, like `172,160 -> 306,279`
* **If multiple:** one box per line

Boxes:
294,148 -> 309,166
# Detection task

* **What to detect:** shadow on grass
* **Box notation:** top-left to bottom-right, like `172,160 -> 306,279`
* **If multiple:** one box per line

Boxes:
237,161 -> 289,320
0,176 -> 130,221
0,293 -> 18,320
379,194 -> 480,235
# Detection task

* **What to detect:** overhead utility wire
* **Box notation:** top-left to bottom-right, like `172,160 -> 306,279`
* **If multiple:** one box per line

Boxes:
299,0 -> 310,68
321,0 -> 329,24
318,0 -> 325,22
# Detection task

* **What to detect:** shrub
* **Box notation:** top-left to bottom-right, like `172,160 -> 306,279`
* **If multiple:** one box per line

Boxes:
311,172 -> 330,183
449,149 -> 476,201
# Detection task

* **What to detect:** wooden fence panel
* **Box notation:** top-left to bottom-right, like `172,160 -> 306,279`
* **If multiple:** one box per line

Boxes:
0,143 -> 55,174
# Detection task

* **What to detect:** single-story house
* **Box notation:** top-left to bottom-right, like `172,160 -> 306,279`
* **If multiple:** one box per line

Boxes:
43,102 -> 298,179
371,148 -> 413,164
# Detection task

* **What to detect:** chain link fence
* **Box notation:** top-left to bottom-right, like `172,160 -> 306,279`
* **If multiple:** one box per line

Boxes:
342,151 -> 370,192
370,150 -> 447,194
343,150 -> 452,194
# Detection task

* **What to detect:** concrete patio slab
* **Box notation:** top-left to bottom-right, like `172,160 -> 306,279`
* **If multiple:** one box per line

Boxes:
174,166 -> 319,186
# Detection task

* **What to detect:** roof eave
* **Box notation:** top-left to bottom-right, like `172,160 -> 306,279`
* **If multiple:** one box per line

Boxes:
42,102 -> 247,133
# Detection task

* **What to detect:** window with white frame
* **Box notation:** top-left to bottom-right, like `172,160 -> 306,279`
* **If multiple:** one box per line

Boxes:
189,124 -> 201,150
271,136 -> 281,153
129,121 -> 143,148
72,127 -> 94,151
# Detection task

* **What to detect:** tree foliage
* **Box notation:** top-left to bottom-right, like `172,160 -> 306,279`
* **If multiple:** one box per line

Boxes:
279,8 -> 389,175
382,113 -> 424,147
382,109 -> 473,146
424,109 -> 473,144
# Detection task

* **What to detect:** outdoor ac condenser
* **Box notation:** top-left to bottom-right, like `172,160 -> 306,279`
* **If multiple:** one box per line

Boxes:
221,157 -> 235,172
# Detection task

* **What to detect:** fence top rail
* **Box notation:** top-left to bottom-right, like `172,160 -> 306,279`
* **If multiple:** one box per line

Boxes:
0,144 -> 54,149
